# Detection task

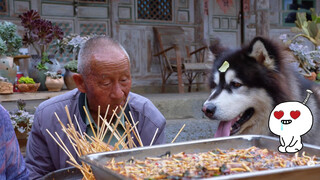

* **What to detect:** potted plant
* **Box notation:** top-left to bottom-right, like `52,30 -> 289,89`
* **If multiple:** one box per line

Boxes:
56,34 -> 93,89
63,59 -> 78,89
16,76 -> 40,92
280,8 -> 320,81
0,21 -> 23,84
10,99 -> 34,148
0,76 -> 13,94
44,70 -> 64,92
19,10 -> 64,90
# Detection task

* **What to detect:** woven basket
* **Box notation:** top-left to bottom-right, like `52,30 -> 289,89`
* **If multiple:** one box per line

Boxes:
0,81 -> 13,94
16,83 -> 40,92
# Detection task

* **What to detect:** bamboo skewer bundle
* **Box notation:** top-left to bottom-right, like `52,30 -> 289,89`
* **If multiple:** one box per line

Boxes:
47,99 -> 187,180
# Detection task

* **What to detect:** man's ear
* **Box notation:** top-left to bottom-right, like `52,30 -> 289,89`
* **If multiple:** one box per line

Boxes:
73,73 -> 86,93
248,37 -> 276,70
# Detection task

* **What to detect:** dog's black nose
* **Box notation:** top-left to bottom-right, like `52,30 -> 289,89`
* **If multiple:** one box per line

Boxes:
202,104 -> 216,117
205,104 -> 216,114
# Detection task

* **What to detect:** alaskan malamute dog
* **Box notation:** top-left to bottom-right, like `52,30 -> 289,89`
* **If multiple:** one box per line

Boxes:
202,37 -> 320,145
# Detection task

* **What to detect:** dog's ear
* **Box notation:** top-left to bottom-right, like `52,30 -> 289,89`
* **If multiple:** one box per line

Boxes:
248,37 -> 277,70
208,38 -> 228,62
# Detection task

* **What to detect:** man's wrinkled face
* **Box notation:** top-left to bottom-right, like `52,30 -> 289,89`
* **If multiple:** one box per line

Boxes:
83,47 -> 132,117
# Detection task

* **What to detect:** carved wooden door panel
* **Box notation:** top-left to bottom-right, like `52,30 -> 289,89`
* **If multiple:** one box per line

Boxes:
40,0 -> 110,64
209,0 -> 241,48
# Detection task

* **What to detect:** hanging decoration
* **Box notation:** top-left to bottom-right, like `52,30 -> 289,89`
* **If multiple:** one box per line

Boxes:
216,0 -> 233,14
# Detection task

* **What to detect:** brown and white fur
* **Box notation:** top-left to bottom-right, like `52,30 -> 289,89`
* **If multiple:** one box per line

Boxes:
202,37 -> 320,146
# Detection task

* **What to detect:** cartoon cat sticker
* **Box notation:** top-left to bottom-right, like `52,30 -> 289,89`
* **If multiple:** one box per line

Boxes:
268,90 -> 313,153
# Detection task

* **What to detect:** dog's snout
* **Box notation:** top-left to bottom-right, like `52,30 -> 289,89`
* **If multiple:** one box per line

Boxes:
202,104 -> 216,119
205,104 -> 216,114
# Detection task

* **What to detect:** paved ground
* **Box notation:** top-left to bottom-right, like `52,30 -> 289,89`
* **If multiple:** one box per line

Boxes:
165,118 -> 218,143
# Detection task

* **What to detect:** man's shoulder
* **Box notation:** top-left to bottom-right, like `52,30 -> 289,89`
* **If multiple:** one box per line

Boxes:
37,89 -> 80,112
128,92 -> 165,126
128,92 -> 153,109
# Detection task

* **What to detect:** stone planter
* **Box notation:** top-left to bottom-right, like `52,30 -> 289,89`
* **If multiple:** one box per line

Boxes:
15,129 -> 28,150
45,77 -> 64,92
64,69 -> 77,90
0,81 -> 13,94
0,56 -> 17,84
28,55 -> 61,91
16,83 -> 40,92
14,122 -> 30,152
304,72 -> 317,81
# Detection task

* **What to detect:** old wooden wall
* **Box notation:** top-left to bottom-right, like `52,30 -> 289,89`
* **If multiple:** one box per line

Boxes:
2,0 -> 318,91
1,0 -> 206,91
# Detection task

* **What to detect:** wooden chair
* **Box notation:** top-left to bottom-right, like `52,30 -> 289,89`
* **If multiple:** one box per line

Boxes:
153,26 -> 211,93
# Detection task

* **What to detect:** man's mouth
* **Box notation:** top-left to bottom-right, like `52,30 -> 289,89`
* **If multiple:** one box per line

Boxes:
281,120 -> 292,125
214,108 -> 255,138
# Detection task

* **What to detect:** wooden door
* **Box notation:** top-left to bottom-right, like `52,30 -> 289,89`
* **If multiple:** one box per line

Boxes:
40,0 -> 110,64
209,0 -> 242,48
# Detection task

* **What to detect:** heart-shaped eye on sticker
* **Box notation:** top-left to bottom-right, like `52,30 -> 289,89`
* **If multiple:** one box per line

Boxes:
290,110 -> 301,119
274,110 -> 284,119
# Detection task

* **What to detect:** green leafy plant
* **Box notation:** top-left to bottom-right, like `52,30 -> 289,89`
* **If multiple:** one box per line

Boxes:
44,70 -> 62,79
289,8 -> 320,46
56,34 -> 93,72
64,60 -> 78,72
0,21 -> 22,56
56,34 -> 93,58
18,76 -> 35,84
19,10 -> 64,70
36,52 -> 52,71
279,9 -> 320,81
10,99 -> 34,136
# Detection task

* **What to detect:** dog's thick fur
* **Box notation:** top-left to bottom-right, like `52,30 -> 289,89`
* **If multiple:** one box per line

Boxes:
202,37 -> 320,146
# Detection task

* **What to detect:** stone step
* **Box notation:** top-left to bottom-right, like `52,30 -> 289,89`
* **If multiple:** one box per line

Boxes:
143,92 -> 209,120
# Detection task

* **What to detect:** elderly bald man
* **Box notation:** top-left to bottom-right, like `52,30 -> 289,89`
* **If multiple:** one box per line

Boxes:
25,36 -> 166,179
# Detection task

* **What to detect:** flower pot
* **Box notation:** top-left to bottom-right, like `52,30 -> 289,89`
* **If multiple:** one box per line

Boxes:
64,69 -> 77,90
0,55 -> 17,84
16,83 -> 40,92
45,77 -> 64,92
28,55 -> 61,91
0,81 -> 13,94
15,129 -> 28,151
304,72 -> 317,81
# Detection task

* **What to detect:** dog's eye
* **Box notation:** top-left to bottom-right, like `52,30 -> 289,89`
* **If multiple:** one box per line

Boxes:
230,81 -> 242,88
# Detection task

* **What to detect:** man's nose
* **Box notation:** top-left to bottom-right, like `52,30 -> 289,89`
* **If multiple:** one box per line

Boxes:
110,83 -> 124,98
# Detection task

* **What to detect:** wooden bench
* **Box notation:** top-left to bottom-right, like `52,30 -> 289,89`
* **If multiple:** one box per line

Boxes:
153,26 -> 211,93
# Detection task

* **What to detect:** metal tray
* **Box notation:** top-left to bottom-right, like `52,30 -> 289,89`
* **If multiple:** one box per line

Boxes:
42,167 -> 83,180
80,135 -> 320,180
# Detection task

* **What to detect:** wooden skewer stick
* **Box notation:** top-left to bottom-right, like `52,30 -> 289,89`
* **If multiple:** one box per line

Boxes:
129,111 -> 143,147
73,115 -> 83,137
113,112 -> 126,131
83,106 -> 97,139
64,105 -> 73,126
114,121 -> 139,150
150,128 -> 159,146
122,112 -> 141,148
98,105 -> 110,140
48,97 -> 143,179
97,105 -> 100,137
46,129 -> 71,158
171,124 -> 186,143
63,109 -> 82,157
54,132 -> 78,163
126,122 -> 133,149
106,110 -> 123,145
